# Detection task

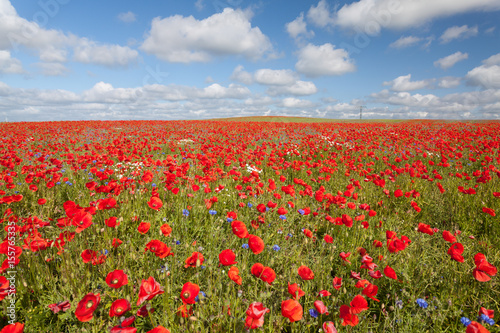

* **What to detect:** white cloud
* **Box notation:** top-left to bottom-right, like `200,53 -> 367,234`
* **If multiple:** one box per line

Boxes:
0,50 -> 23,73
254,69 -> 298,86
230,65 -> 254,85
434,51 -> 468,70
195,0 -> 204,11
483,53 -> 500,66
389,36 -> 422,48
73,39 -> 138,67
267,81 -> 318,96
281,97 -> 316,108
140,8 -> 274,63
295,43 -> 356,77
333,0 -> 500,33
286,13 -> 314,40
383,74 -> 432,91
439,25 -> 478,43
307,0 -> 335,28
466,65 -> 500,89
118,11 -> 137,23
36,62 -> 69,76
437,77 -> 461,89
0,0 -> 138,68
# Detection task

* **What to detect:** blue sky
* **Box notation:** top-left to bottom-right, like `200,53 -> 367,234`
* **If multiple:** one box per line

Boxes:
1,0 -> 500,121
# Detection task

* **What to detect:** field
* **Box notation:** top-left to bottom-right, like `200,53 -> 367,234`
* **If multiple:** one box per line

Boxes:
0,119 -> 498,333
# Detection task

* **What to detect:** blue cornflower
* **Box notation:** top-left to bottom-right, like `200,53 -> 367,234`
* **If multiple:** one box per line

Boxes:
182,209 -> 189,217
416,298 -> 428,309
265,207 -> 270,212
195,291 -> 207,302
247,203 -> 253,208
152,183 -> 157,187
272,245 -> 280,251
279,215 -> 287,220
227,217 -> 234,223
298,209 -> 305,215
101,249 -> 109,255
176,240 -> 181,245
478,314 -> 495,326
308,309 -> 318,318
242,243 -> 249,249
209,210 -> 217,215
460,317 -> 471,327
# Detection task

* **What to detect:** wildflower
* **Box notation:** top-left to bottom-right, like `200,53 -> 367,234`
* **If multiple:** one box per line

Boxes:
209,210 -> 217,215
272,245 -> 280,251
309,308 -> 318,318
242,243 -> 249,249
182,209 -> 189,217
416,298 -> 428,309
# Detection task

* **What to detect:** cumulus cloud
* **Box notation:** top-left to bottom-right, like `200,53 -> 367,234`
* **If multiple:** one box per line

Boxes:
295,43 -> 356,77
118,11 -> 137,23
482,53 -> 500,66
439,25 -> 478,43
0,0 -> 138,68
389,36 -> 422,48
140,8 -> 275,63
254,69 -> 298,86
230,66 -> 318,96
466,64 -> 500,89
437,77 -> 461,89
0,50 -> 23,74
36,62 -> 69,76
383,74 -> 432,91
281,97 -> 316,108
332,0 -> 500,34
434,51 -> 468,70
307,0 -> 335,28
267,81 -> 318,96
73,39 -> 139,67
286,13 -> 314,40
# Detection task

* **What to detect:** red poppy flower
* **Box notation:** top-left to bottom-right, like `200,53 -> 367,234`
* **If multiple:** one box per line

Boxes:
146,326 -> 170,333
109,299 -> 131,317
0,323 -> 24,333
180,281 -> 199,304
219,249 -> 237,266
248,234 -> 264,254
342,214 -> 353,228
324,234 -> 333,243
473,253 -> 497,282
362,284 -> 380,302
231,220 -> 249,238
322,321 -> 338,333
112,238 -> 123,248
447,242 -> 464,262
333,277 -> 342,290
303,229 -> 313,238
340,252 -> 351,264
245,302 -> 270,329
260,266 -> 276,285
350,295 -> 369,314
418,223 -> 434,235
137,276 -> 164,306
314,300 -> 329,315
228,266 -> 242,285
105,269 -> 129,289
176,304 -> 193,318
145,240 -> 174,259
160,223 -> 172,237
369,270 -> 383,279
81,249 -> 97,264
466,321 -> 490,333
384,266 -> 398,280
147,196 -> 163,211
37,198 -> 46,205
482,207 -> 496,217
184,252 -> 204,268
394,189 -> 403,197
137,221 -> 151,234
105,216 -> 120,228
48,300 -> 70,314
281,299 -> 303,323
288,282 -> 305,300
442,230 -> 457,243
75,293 -> 100,322
297,265 -> 314,280
339,304 -> 359,327
318,290 -> 331,297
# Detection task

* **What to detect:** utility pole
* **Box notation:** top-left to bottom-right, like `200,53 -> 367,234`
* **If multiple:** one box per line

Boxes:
359,105 -> 366,120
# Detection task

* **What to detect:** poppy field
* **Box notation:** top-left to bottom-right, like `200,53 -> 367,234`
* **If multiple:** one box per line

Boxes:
0,119 -> 499,333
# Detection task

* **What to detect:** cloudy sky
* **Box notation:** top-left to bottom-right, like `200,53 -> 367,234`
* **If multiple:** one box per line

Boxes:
1,0 -> 500,121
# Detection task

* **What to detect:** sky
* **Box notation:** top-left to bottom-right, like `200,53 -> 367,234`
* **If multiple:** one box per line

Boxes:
0,0 -> 500,122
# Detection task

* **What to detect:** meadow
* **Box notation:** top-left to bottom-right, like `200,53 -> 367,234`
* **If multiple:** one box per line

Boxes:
0,119 -> 498,333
